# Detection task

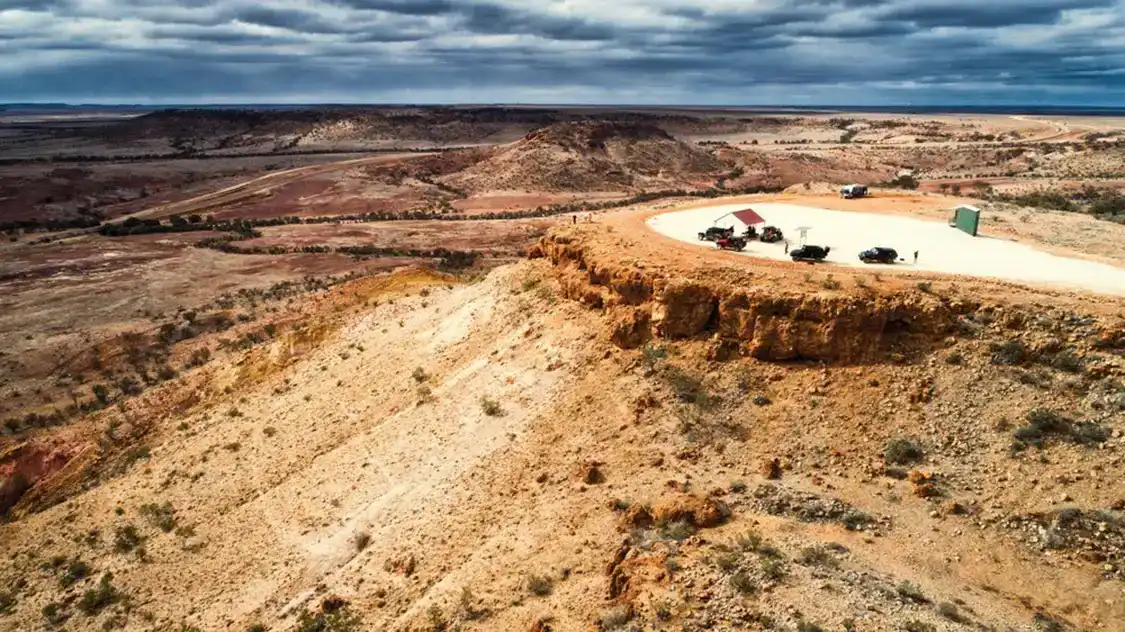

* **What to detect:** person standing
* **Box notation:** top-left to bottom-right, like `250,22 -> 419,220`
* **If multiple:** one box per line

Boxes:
783,239 -> 789,253
913,250 -> 919,264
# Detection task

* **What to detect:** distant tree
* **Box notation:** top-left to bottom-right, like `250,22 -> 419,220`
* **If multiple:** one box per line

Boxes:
951,183 -> 962,195
939,183 -> 949,193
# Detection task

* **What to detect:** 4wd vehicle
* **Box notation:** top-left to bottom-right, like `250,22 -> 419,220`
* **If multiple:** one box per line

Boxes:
759,226 -> 784,243
859,247 -> 899,264
790,245 -> 830,262
715,236 -> 747,251
698,226 -> 734,242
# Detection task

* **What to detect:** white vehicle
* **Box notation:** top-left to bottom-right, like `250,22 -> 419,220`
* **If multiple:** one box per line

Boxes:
840,184 -> 868,199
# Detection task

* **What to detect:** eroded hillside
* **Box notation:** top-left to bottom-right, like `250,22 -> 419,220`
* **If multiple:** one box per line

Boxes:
1,218 -> 1123,631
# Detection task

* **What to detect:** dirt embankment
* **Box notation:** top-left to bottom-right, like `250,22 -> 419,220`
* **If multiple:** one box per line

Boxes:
532,230 -> 970,363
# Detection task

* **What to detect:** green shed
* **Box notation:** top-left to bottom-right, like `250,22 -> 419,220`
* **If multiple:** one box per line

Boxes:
950,205 -> 981,237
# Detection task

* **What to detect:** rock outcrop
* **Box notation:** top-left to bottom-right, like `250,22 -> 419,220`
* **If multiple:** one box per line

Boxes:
533,231 -> 965,363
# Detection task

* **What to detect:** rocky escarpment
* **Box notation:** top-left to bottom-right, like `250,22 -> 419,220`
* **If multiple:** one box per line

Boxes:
532,232 -> 969,363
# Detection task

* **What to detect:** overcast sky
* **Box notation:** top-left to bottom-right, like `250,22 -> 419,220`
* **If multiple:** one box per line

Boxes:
1,0 -> 1124,105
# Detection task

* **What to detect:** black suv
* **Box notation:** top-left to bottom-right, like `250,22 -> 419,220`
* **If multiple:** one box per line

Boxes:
790,245 -> 830,262
859,247 -> 899,264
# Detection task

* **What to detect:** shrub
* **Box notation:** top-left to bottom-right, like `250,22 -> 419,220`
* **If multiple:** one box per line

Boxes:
760,557 -> 787,581
797,622 -> 826,632
42,602 -> 68,625
427,604 -> 446,632
412,367 -> 429,383
915,281 -> 933,293
945,351 -> 964,365
295,603 -> 362,632
60,559 -> 91,587
728,571 -> 756,594
113,525 -> 143,553
729,480 -> 747,493
884,437 -> 924,465
599,606 -> 633,629
526,574 -> 553,596
1013,408 -> 1107,449
641,344 -> 667,368
663,366 -> 709,406
659,519 -> 696,541
841,510 -> 874,531
820,275 -> 840,290
0,590 -> 15,615
937,602 -> 965,622
896,581 -> 929,604
77,575 -> 121,615
479,397 -> 503,417
991,339 -> 1029,365
353,532 -> 371,552
735,530 -> 762,551
902,621 -> 936,632
139,502 -> 176,532
1050,350 -> 1084,373
797,546 -> 838,568
714,552 -> 741,572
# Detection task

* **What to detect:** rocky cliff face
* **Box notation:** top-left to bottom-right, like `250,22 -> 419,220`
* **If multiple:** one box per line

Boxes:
533,232 -> 967,363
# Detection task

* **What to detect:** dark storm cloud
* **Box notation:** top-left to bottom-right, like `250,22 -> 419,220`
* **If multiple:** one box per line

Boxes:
1,0 -> 1123,104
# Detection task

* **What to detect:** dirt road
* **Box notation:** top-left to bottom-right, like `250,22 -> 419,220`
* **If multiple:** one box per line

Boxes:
130,152 -> 433,221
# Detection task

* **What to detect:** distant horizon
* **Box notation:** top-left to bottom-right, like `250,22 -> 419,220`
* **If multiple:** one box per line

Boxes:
5,102 -> 1125,116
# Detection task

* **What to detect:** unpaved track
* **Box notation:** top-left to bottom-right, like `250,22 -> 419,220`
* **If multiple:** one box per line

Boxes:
129,153 -> 433,221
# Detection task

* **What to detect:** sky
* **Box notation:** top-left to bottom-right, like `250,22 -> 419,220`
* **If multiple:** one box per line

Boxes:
1,0 -> 1124,105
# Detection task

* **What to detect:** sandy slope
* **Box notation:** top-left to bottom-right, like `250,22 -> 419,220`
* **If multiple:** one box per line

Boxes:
647,202 -> 1125,295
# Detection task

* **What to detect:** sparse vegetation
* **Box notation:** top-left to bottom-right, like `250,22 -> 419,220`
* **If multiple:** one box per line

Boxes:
663,366 -> 709,406
599,606 -> 633,629
1013,408 -> 1107,450
353,531 -> 371,552
113,525 -> 143,553
896,581 -> 929,604
59,559 -> 91,587
991,339 -> 1029,365
77,574 -> 122,615
295,602 -> 363,632
139,501 -> 176,532
884,437 -> 925,465
728,571 -> 756,594
658,519 -> 697,541
526,574 -> 553,596
902,621 -> 937,632
479,396 -> 503,416
40,602 -> 68,626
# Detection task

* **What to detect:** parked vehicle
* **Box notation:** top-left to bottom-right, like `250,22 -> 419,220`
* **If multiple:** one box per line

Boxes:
840,184 -> 868,199
859,247 -> 899,263
716,236 -> 747,251
790,245 -> 830,262
698,226 -> 734,241
759,225 -> 784,243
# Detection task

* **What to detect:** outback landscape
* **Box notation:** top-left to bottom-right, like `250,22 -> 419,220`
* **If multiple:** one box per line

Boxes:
1,105 -> 1124,632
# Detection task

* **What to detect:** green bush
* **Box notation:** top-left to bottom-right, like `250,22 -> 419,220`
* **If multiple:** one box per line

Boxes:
884,438 -> 924,465
896,580 -> 929,604
78,575 -> 121,615
479,397 -> 503,417
139,502 -> 176,533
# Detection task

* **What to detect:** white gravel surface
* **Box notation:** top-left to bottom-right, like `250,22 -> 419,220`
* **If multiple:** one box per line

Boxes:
647,202 -> 1125,295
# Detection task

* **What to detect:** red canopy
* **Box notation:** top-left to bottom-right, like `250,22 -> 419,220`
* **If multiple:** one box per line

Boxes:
732,207 -> 766,226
